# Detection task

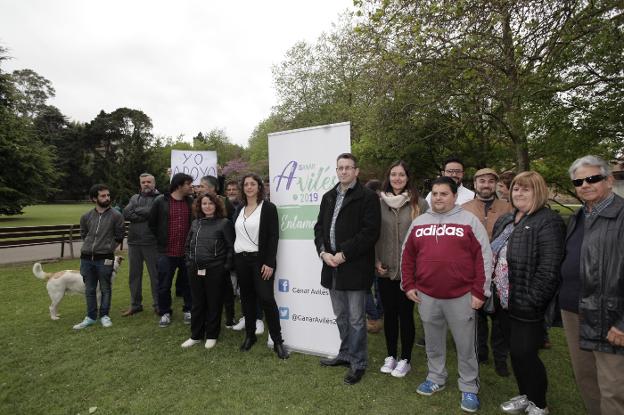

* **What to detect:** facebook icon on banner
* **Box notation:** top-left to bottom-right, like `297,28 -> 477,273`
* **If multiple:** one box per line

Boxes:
278,279 -> 289,292
279,307 -> 289,320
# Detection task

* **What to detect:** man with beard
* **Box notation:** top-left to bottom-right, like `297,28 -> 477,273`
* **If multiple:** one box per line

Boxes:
122,173 -> 160,316
462,168 -> 513,377
73,184 -> 125,330
426,157 -> 475,206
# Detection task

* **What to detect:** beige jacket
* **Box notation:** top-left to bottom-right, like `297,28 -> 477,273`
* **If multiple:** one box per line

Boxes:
375,196 -> 428,280
462,198 -> 512,241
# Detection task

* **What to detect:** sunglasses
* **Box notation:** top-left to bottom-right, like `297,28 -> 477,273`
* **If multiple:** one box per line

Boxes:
572,174 -> 606,187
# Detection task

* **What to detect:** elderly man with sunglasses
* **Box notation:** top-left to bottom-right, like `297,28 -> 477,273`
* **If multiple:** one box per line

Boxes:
560,155 -> 624,415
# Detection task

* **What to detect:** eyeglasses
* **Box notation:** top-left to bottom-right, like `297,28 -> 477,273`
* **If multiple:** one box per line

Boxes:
572,174 -> 606,187
444,169 -> 463,175
336,166 -> 356,172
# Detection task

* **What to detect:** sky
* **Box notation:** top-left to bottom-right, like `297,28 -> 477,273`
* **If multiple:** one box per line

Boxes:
0,0 -> 354,146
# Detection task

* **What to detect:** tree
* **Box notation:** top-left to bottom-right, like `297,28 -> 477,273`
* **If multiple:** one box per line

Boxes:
0,47 -> 58,214
354,0 -> 623,171
192,128 -> 245,165
10,68 -> 56,119
85,108 -> 155,204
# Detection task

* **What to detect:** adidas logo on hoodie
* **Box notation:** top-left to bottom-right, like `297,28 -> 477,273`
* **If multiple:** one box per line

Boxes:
414,224 -> 465,238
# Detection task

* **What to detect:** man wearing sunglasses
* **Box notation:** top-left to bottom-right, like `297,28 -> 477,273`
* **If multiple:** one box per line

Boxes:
560,155 -> 624,415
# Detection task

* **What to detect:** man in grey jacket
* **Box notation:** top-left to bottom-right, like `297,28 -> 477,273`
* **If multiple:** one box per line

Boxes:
122,173 -> 160,316
73,184 -> 125,330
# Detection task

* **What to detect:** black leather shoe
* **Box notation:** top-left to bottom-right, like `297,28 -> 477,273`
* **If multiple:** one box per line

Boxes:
274,343 -> 290,359
320,358 -> 350,367
240,336 -> 257,351
344,368 -> 365,385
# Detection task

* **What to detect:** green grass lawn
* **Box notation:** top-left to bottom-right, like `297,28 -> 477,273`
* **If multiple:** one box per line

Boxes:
0,259 -> 585,414
0,204 -> 93,227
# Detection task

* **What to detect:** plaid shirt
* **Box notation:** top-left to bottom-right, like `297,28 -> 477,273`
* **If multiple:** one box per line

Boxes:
583,192 -> 614,219
166,197 -> 190,257
329,180 -> 356,251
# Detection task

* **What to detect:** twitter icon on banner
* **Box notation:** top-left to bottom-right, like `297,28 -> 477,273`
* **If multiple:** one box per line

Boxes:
278,279 -> 289,292
279,307 -> 289,320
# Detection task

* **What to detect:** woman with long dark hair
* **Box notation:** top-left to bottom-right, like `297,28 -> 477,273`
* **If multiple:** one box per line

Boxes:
181,192 -> 234,349
376,160 -> 428,377
492,171 -> 565,415
233,173 -> 288,359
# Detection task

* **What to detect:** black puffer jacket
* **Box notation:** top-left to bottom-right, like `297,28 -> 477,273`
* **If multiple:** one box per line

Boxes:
185,217 -> 235,270
492,206 -> 566,322
567,194 -> 624,355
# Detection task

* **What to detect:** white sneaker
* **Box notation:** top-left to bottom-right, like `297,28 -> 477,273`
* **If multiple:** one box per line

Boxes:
500,395 -> 529,413
232,317 -> 245,331
205,339 -> 217,349
181,338 -> 200,348
100,315 -> 112,328
159,313 -> 171,328
183,311 -> 192,325
380,356 -> 397,374
526,402 -> 549,415
255,319 -> 264,335
391,359 -> 411,377
73,316 -> 96,330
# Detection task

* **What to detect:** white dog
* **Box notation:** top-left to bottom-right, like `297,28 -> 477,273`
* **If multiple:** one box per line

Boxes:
32,256 -> 123,320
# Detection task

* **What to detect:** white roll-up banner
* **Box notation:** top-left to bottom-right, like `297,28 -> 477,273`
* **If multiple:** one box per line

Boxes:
268,122 -> 351,356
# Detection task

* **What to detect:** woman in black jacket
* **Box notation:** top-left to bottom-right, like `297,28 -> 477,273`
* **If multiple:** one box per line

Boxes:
181,192 -> 235,349
233,173 -> 288,359
491,171 -> 565,415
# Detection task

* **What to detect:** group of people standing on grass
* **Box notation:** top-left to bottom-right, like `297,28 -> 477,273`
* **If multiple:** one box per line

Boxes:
74,171 -> 290,359
73,151 -> 623,415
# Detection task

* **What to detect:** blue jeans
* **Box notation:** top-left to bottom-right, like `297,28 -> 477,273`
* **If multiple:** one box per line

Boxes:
157,255 -> 192,315
80,258 -> 113,320
329,288 -> 368,370
365,276 -> 383,320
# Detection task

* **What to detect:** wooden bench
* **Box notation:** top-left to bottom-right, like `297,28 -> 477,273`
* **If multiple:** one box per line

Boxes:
0,224 -> 128,258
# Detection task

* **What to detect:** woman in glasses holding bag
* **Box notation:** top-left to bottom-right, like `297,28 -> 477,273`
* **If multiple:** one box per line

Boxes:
490,171 -> 566,415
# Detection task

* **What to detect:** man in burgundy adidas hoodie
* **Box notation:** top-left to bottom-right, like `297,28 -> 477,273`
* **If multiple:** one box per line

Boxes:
401,176 -> 492,413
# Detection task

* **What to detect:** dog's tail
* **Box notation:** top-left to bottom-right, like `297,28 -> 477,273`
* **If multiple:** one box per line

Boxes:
32,263 -> 51,281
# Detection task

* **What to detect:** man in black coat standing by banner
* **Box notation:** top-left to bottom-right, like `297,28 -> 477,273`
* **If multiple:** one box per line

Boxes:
314,153 -> 381,385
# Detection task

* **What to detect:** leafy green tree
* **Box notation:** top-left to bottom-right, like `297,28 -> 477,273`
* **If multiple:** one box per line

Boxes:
85,108 -> 155,204
192,128 -> 245,165
9,68 -> 56,119
0,48 -> 58,214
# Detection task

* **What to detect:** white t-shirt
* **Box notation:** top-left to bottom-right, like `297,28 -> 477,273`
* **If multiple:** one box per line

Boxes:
425,183 -> 475,206
234,201 -> 263,253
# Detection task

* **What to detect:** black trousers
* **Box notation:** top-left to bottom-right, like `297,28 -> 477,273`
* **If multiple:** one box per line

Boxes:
189,265 -> 225,340
477,307 -> 508,363
222,270 -> 235,322
498,307 -> 548,409
378,278 -> 415,362
234,253 -> 283,344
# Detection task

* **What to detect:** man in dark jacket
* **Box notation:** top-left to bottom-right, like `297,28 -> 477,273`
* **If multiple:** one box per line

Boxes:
149,173 -> 194,328
314,153 -> 381,385
73,184 -> 125,330
122,173 -> 160,316
560,155 -> 624,415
